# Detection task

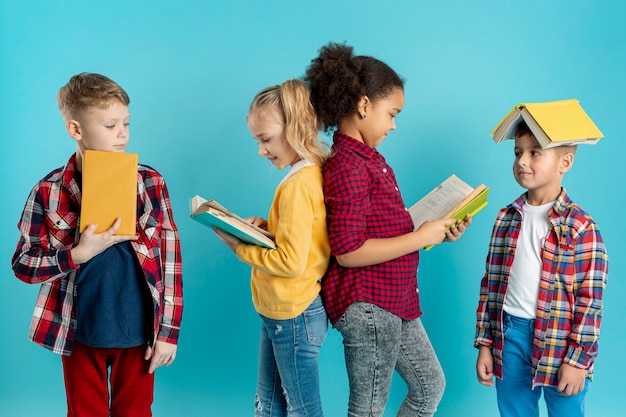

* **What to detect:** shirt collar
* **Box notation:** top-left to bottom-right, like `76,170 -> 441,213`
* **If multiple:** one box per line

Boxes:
56,153 -> 83,201
332,131 -> 379,160
279,159 -> 315,185
511,188 -> 571,215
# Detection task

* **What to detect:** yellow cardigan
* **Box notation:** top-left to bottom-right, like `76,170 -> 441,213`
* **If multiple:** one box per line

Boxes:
236,164 -> 330,320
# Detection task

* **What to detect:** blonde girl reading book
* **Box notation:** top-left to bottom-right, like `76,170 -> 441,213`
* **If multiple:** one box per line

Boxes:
213,79 -> 330,417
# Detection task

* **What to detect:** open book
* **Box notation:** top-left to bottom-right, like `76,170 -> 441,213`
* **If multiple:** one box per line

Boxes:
80,150 -> 138,235
491,99 -> 603,148
190,195 -> 276,249
409,174 -> 489,250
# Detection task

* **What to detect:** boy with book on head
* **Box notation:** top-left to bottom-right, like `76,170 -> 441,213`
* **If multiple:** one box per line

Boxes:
474,120 -> 608,417
11,72 -> 183,417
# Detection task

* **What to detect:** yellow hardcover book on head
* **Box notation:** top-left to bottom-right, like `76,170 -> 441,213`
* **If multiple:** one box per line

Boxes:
80,150 -> 138,235
491,99 -> 604,148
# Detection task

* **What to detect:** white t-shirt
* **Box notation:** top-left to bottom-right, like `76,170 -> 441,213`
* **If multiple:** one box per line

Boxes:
503,201 -> 553,319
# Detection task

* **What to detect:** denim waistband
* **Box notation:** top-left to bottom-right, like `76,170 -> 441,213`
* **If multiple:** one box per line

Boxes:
503,311 -> 535,330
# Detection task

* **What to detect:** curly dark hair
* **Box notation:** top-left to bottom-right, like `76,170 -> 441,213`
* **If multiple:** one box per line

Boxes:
304,42 -> 404,132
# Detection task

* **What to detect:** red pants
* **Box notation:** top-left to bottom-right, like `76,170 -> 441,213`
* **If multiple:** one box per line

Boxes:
61,340 -> 154,417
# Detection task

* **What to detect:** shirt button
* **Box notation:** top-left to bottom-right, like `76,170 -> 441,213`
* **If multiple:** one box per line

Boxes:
395,187 -> 399,191
383,168 -> 387,173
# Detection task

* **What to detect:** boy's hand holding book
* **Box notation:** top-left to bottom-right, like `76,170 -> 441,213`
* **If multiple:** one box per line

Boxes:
72,217 -> 138,264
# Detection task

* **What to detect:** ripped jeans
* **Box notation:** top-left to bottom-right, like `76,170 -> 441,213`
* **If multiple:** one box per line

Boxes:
335,302 -> 445,417
255,295 -> 327,417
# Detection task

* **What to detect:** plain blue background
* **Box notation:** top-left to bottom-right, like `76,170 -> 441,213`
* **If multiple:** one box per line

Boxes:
1,1 -> 624,416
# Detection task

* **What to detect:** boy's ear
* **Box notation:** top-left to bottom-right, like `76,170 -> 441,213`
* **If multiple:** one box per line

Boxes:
559,152 -> 575,174
66,119 -> 82,141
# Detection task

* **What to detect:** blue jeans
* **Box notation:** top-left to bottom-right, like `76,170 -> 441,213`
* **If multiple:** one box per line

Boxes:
255,295 -> 327,417
334,302 -> 445,417
496,312 -> 590,417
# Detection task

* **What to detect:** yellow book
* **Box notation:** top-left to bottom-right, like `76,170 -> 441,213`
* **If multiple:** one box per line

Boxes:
408,174 -> 489,251
491,99 -> 603,148
80,150 -> 138,235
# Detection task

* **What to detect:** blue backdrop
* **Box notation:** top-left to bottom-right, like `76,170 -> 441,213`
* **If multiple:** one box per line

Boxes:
1,1 -> 624,416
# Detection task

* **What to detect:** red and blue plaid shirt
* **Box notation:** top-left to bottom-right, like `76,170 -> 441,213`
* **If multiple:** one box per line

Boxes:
12,154 -> 183,356
474,189 -> 608,387
321,132 -> 421,325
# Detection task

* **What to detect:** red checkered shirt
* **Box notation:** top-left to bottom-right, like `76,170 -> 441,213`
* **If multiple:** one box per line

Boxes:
321,132 -> 421,325
474,190 -> 608,387
12,154 -> 183,356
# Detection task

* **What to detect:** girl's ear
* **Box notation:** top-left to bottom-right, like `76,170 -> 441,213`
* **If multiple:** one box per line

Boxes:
66,119 -> 82,142
357,95 -> 370,119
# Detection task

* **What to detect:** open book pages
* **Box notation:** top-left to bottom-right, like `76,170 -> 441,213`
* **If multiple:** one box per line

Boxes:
410,175 -> 472,229
190,195 -> 276,249
408,174 -> 489,250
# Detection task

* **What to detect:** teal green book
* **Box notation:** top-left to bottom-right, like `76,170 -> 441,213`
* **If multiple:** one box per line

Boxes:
190,195 -> 276,249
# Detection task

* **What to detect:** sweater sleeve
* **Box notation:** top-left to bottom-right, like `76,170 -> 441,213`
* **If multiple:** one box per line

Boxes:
236,177 -> 317,278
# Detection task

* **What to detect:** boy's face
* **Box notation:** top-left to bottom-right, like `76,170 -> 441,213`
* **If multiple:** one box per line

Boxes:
68,100 -> 130,156
513,133 -> 573,202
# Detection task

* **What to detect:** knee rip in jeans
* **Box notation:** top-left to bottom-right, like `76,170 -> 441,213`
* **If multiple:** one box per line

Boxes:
283,387 -> 292,413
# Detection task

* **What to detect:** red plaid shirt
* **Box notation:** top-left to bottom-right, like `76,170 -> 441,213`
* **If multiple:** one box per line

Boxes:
12,154 -> 183,356
475,190 -> 608,387
321,132 -> 421,324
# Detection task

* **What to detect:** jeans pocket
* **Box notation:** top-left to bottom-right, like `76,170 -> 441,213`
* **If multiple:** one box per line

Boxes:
334,313 -> 347,332
502,314 -> 513,337
303,305 -> 328,346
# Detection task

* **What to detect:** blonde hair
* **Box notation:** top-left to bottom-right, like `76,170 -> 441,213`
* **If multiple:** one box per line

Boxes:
247,79 -> 327,166
57,72 -> 130,120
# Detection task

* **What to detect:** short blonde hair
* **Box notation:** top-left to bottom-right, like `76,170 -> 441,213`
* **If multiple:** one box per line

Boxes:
247,79 -> 327,166
57,73 -> 130,120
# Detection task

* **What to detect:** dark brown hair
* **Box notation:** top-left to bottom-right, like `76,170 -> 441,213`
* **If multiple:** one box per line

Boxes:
304,42 -> 404,132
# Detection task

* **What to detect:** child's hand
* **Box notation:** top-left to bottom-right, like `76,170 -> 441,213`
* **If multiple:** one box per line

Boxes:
444,214 -> 472,243
145,341 -> 177,374
476,345 -> 495,386
71,217 -> 137,264
415,218 -> 458,247
246,215 -> 268,231
213,227 -> 243,253
557,363 -> 586,396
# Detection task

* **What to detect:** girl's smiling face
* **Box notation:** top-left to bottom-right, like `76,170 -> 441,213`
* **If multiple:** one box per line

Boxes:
248,105 -> 299,170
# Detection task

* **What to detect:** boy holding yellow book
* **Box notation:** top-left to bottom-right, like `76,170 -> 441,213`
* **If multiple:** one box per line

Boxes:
11,73 -> 183,416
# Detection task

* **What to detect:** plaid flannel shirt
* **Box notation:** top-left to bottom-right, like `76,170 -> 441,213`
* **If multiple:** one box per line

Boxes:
321,132 -> 421,325
12,154 -> 183,356
474,189 -> 608,387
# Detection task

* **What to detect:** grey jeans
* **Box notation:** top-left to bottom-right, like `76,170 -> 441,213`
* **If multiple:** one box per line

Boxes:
334,302 -> 445,417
